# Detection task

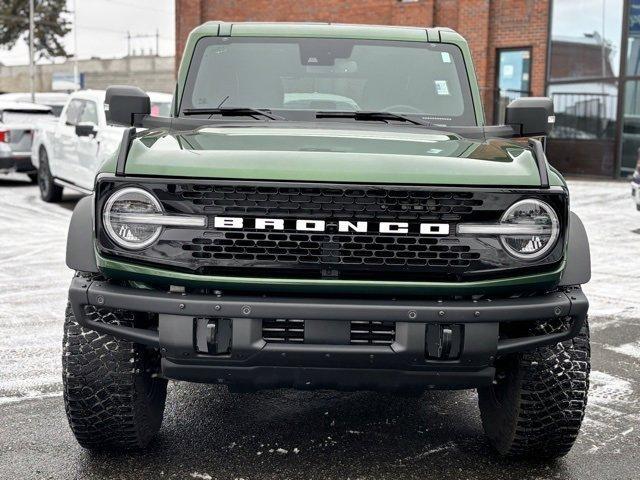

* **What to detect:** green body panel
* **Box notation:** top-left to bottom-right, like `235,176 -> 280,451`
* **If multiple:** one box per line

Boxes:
93,21 -> 569,292
97,253 -> 564,296
124,126 -> 546,186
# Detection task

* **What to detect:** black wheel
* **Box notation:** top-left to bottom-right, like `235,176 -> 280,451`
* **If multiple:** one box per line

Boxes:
38,148 -> 63,202
63,281 -> 167,450
27,173 -> 38,184
478,319 -> 590,459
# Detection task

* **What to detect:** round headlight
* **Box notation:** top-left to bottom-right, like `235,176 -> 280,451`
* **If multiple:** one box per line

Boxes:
499,199 -> 559,260
103,187 -> 163,250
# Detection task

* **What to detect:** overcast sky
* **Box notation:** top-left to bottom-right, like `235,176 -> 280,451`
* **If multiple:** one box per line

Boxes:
0,0 -> 175,66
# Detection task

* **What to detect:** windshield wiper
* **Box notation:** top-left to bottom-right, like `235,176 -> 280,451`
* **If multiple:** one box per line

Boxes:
182,107 -> 285,121
316,110 -> 431,127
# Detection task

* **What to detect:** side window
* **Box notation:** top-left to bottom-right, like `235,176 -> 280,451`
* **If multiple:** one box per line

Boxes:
63,100 -> 82,126
78,101 -> 99,125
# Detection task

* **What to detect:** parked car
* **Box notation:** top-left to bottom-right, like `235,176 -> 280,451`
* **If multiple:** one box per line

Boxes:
31,89 -> 172,201
632,152 -> 640,211
0,101 -> 53,182
63,22 -> 591,460
0,92 -> 69,117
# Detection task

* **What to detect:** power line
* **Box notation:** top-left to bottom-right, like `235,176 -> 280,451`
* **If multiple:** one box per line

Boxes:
74,24 -> 172,40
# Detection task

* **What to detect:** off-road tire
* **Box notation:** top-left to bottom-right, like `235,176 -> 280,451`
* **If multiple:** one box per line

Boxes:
38,148 -> 63,202
478,319 -> 590,459
62,282 -> 167,450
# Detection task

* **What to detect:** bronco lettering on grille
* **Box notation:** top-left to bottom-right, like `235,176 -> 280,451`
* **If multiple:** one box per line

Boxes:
213,216 -> 450,236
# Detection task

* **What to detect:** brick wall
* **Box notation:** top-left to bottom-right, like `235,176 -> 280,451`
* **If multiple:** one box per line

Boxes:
174,0 -> 550,121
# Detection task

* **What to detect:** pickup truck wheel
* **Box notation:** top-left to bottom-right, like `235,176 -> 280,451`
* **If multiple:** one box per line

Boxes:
477,319 -> 590,459
62,296 -> 167,450
38,149 -> 63,202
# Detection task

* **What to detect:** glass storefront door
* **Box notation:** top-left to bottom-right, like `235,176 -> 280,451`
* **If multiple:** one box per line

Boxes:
495,49 -> 531,124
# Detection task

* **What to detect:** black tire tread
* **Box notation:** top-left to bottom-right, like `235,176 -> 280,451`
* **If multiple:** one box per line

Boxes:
478,319 -> 590,459
38,149 -> 63,203
62,281 -> 167,450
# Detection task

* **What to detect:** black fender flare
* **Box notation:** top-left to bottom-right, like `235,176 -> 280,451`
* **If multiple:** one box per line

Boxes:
558,211 -> 591,286
66,195 -> 99,273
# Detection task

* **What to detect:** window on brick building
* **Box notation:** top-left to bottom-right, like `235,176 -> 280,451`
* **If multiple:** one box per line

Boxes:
549,0 -> 623,80
495,48 -> 531,124
546,0 -> 625,176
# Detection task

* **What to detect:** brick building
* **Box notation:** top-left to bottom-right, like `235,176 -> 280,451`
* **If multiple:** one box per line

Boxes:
175,0 -> 638,178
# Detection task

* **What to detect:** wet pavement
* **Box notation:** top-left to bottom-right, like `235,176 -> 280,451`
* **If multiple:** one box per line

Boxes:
1,176 -> 639,480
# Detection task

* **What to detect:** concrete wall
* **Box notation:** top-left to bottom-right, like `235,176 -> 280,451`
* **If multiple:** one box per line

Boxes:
0,55 -> 175,94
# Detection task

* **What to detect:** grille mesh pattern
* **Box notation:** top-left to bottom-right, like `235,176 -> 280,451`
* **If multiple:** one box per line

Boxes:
183,232 -> 481,268
350,321 -> 396,345
176,184 -> 484,272
177,184 -> 483,221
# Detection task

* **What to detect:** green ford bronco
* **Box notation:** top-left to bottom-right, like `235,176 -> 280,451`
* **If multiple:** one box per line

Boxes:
63,22 -> 591,458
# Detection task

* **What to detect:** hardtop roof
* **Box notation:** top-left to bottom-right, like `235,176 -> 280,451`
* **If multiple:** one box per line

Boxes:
190,21 -> 461,43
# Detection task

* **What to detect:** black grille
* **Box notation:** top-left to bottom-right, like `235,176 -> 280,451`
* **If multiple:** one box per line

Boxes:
262,319 -> 305,343
96,179 -> 568,281
184,232 -> 480,269
177,184 -> 483,221
350,321 -> 396,345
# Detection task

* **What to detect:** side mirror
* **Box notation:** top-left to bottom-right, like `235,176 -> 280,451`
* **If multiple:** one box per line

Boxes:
104,85 -> 150,127
505,97 -> 555,137
75,122 -> 97,137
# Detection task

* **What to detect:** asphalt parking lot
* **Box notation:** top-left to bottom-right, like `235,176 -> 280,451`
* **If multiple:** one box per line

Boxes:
1,176 -> 639,480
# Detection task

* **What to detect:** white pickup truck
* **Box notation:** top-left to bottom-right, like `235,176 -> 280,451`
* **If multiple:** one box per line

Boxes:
32,89 -> 172,202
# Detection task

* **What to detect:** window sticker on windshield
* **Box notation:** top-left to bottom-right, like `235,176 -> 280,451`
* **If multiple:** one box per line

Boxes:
441,52 -> 451,63
434,80 -> 450,96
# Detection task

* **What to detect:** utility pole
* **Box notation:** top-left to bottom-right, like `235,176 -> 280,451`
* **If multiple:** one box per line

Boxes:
127,32 -> 161,57
29,0 -> 35,102
73,0 -> 79,90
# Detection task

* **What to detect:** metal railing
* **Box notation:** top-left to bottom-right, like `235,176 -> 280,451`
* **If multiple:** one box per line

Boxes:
549,92 -> 616,139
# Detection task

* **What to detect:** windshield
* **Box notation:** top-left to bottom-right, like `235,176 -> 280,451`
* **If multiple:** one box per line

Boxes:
181,37 -> 476,126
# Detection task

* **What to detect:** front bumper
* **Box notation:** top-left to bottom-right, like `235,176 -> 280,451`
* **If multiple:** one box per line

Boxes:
69,276 -> 588,391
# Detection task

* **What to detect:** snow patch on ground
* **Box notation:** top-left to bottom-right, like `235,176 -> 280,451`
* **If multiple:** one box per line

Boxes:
190,473 -> 212,480
0,390 -> 62,406
589,370 -> 635,406
605,341 -> 640,359
582,370 -> 640,453
568,180 -> 640,321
